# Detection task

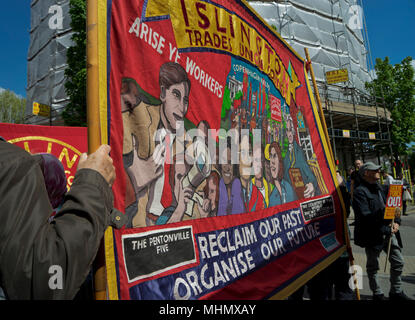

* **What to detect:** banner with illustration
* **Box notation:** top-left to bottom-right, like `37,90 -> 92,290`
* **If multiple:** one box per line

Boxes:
0,123 -> 87,193
101,0 -> 347,300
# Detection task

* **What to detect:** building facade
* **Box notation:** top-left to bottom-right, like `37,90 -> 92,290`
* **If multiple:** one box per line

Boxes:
26,0 -> 73,125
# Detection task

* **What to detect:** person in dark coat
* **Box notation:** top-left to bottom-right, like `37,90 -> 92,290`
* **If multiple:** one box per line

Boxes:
352,162 -> 411,301
0,138 -> 126,299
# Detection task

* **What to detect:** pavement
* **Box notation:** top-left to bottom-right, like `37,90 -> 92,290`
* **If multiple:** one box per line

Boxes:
348,203 -> 415,300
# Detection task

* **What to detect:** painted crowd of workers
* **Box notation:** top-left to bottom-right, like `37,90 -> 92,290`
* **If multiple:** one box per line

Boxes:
121,62 -> 322,228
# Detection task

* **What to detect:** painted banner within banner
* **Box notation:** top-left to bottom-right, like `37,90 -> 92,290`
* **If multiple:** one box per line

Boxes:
101,0 -> 346,300
0,123 -> 87,192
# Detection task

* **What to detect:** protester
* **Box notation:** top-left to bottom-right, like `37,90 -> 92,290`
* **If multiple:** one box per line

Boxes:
0,138 -> 126,299
397,173 -> 411,216
382,170 -> 394,186
336,169 -> 351,217
350,159 -> 362,200
346,166 -> 353,193
352,162 -> 411,300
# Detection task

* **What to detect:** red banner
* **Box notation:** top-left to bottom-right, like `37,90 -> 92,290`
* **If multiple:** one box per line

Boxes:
100,0 -> 346,300
0,123 -> 87,191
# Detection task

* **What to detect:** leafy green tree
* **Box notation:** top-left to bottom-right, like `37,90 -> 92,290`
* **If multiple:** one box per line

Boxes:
365,57 -> 415,164
62,0 -> 87,126
0,89 -> 26,124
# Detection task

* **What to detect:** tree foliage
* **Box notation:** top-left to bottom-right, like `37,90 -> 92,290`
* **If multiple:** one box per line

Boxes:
0,89 -> 26,124
62,0 -> 87,126
365,57 -> 415,159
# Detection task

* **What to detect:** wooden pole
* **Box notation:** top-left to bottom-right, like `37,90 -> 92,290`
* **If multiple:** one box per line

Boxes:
87,0 -> 101,152
304,48 -> 360,300
304,48 -> 335,165
384,217 -> 395,272
87,0 -> 106,300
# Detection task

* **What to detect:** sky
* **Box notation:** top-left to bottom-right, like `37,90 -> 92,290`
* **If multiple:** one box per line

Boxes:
362,0 -> 415,71
0,2 -> 30,97
0,1 -> 414,98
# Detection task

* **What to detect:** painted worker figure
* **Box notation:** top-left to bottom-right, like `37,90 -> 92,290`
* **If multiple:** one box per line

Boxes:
155,153 -> 193,225
121,62 -> 191,227
240,108 -> 247,129
198,171 -> 220,218
217,141 -> 245,216
239,134 -> 265,212
283,114 -> 319,199
268,141 -> 297,206
251,143 -> 273,207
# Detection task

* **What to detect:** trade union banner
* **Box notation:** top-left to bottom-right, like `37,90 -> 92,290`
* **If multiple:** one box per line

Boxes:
95,0 -> 347,300
0,123 -> 87,193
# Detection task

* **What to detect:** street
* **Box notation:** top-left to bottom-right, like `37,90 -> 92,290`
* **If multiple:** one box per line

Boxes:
349,203 -> 415,300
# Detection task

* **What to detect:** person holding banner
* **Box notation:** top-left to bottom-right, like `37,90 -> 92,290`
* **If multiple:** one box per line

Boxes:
352,162 -> 411,301
0,138 -> 125,299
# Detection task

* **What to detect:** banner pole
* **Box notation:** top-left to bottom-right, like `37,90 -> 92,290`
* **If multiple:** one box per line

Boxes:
384,217 -> 394,272
304,48 -> 334,165
87,0 -> 107,300
87,0 -> 101,152
304,47 -> 360,300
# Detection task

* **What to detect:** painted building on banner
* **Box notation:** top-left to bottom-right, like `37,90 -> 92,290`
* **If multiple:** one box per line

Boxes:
25,0 -> 73,125
249,0 -> 392,172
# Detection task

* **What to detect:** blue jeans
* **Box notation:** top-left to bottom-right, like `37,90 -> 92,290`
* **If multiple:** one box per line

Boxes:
365,234 -> 404,295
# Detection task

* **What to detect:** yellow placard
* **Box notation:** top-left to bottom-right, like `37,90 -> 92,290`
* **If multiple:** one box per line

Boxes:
32,101 -> 51,117
342,129 -> 350,138
384,184 -> 403,219
326,68 -> 349,84
384,207 -> 396,220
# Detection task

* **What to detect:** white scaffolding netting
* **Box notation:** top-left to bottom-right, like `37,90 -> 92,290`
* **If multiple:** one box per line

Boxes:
248,0 -> 372,103
26,0 -> 73,123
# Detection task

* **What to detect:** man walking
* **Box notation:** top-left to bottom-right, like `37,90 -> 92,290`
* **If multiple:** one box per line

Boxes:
352,162 -> 411,300
350,159 -> 362,200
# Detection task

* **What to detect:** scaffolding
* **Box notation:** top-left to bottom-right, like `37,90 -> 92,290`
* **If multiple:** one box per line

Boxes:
25,0 -> 73,126
249,0 -> 392,171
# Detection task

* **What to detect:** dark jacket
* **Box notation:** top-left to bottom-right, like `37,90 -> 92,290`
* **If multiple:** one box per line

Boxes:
352,178 -> 402,248
0,139 -> 124,299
